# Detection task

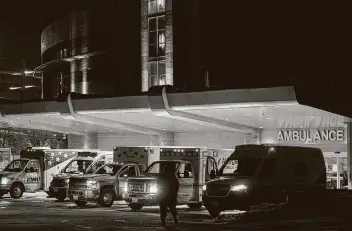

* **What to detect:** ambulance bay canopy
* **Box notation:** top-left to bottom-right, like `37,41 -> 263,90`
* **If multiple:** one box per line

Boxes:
0,86 -> 350,136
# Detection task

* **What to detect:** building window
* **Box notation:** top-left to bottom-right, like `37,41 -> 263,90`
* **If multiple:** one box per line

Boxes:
149,61 -> 166,87
148,0 -> 165,15
148,16 -> 165,59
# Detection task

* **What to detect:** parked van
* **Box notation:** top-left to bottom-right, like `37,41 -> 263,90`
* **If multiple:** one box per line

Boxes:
202,144 -> 326,217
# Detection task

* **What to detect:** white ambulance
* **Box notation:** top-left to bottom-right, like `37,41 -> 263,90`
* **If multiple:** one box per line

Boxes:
124,147 -> 234,211
0,147 -> 101,199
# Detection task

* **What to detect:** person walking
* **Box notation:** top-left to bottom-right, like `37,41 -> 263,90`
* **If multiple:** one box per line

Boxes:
157,164 -> 179,226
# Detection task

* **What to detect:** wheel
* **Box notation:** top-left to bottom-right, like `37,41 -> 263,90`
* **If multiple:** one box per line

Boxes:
10,184 -> 24,199
46,191 -> 54,197
187,202 -> 203,209
206,206 -> 221,218
128,203 -> 143,211
74,201 -> 88,206
56,194 -> 66,202
98,188 -> 114,207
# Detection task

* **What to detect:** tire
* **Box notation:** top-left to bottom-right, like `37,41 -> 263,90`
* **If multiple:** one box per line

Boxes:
56,194 -> 66,202
206,206 -> 221,218
98,188 -> 114,207
128,203 -> 143,211
10,183 -> 24,199
187,202 -> 203,209
46,191 -> 54,198
75,201 -> 88,206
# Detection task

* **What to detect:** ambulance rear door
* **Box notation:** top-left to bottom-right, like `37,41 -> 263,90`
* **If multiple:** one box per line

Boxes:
160,147 -> 201,202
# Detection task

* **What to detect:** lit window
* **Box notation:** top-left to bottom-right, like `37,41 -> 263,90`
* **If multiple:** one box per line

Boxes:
148,16 -> 165,58
148,61 -> 166,88
157,0 -> 165,12
148,0 -> 165,15
148,0 -> 157,14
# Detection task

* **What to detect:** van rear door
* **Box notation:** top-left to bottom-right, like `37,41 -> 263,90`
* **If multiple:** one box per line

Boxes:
205,156 -> 218,182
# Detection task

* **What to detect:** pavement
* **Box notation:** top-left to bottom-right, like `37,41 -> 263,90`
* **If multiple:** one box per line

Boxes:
0,192 -> 351,231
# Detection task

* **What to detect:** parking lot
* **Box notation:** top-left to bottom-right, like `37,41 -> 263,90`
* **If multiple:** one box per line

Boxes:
1,192 -> 352,231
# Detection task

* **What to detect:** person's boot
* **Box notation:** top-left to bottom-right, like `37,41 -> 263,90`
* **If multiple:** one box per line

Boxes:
173,216 -> 179,224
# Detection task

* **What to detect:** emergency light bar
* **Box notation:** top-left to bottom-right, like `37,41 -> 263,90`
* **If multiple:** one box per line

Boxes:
26,147 -> 51,150
78,152 -> 98,157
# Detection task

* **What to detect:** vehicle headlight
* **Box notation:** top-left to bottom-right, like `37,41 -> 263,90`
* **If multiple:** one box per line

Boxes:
202,184 -> 207,191
150,185 -> 157,193
231,184 -> 247,191
87,180 -> 98,189
0,177 -> 8,185
124,183 -> 128,192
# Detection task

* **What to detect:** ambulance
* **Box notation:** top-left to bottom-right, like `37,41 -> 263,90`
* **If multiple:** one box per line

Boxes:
68,146 -> 158,207
0,147 -> 100,199
124,147 -> 234,211
49,151 -> 113,201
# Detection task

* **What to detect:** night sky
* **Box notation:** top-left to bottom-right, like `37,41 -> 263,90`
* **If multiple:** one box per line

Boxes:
0,0 -> 99,68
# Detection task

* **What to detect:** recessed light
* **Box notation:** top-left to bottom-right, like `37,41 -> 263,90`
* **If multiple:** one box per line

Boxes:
40,116 -> 44,119
310,116 -> 315,119
225,118 -> 229,121
299,125 -> 303,128
17,118 -> 20,120
162,128 -> 167,131
109,130 -> 113,132
228,109 -> 233,111
260,126 -> 263,129
265,117 -> 270,120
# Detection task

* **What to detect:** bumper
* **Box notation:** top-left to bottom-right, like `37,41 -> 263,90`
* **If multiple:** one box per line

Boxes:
124,192 -> 158,206
202,191 -> 253,211
49,186 -> 68,197
68,188 -> 100,202
0,184 -> 10,194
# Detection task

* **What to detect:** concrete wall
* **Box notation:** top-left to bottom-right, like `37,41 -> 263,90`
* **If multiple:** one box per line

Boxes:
68,133 -> 98,149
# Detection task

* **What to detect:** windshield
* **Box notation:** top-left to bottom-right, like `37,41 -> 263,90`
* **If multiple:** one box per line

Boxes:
4,159 -> 29,172
145,161 -> 180,176
86,160 -> 105,174
219,157 -> 263,177
95,164 -> 123,176
63,160 -> 93,174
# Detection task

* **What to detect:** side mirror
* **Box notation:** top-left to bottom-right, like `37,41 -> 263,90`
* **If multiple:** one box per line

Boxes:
210,169 -> 217,179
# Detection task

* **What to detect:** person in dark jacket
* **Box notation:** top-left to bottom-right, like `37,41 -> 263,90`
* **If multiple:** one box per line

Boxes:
157,164 -> 179,226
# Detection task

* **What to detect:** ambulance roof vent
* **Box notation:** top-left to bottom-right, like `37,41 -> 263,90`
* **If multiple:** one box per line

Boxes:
78,152 -> 98,157
27,147 -> 51,150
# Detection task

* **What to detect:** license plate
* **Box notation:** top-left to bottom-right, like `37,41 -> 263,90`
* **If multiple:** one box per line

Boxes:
132,198 -> 138,203
211,201 -> 219,206
73,195 -> 79,200
53,188 -> 58,192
